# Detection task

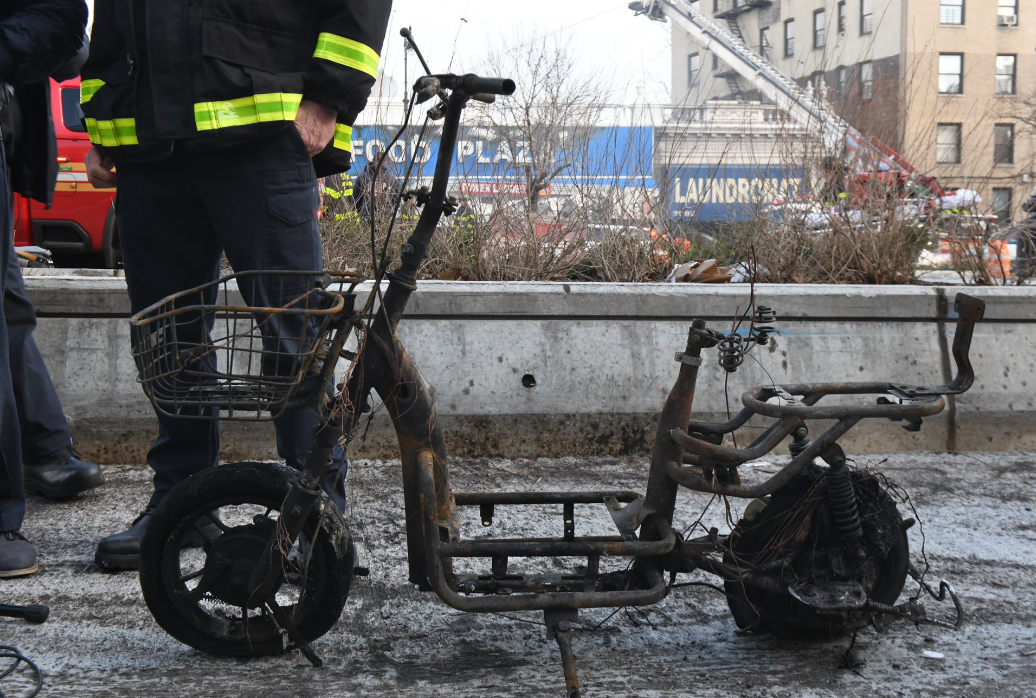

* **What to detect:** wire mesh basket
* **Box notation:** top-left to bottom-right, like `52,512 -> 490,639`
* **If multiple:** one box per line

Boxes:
130,270 -> 363,421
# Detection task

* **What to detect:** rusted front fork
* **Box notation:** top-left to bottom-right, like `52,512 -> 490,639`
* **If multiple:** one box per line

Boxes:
248,313 -> 453,598
365,332 -> 453,589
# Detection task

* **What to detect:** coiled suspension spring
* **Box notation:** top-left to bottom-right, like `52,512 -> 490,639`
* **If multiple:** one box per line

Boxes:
753,306 -> 776,345
717,333 -> 744,372
827,467 -> 864,543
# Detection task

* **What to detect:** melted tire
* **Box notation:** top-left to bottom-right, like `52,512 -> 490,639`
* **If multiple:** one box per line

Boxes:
139,462 -> 354,657
724,467 -> 909,641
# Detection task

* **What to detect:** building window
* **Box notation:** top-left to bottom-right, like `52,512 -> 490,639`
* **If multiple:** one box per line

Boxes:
837,1 -> 847,32
813,9 -> 827,49
861,0 -> 873,34
994,124 -> 1015,165
760,26 -> 772,60
997,0 -> 1018,21
940,0 -> 964,25
784,19 -> 795,57
938,53 -> 963,94
712,53 -> 720,71
837,66 -> 849,98
996,54 -> 1016,94
936,123 -> 962,164
991,188 -> 1013,222
860,61 -> 873,100
688,53 -> 700,88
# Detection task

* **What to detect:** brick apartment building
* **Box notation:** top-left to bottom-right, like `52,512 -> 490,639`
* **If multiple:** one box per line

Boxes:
672,0 -> 1032,223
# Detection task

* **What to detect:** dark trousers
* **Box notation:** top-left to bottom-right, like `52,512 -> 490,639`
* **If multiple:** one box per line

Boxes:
5,232 -> 72,462
0,139 -> 24,531
117,127 -> 345,509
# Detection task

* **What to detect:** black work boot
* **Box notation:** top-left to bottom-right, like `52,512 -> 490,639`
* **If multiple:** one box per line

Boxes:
24,446 -> 105,499
95,509 -> 153,571
0,531 -> 39,578
95,509 -> 222,572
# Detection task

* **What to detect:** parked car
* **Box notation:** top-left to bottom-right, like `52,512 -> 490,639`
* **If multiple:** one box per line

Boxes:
12,77 -> 120,268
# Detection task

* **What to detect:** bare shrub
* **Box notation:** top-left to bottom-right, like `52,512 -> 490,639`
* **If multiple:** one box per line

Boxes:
736,210 -> 928,284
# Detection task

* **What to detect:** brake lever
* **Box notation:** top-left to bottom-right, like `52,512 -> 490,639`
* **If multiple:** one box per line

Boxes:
470,93 -> 497,104
428,100 -> 447,121
413,76 -> 441,104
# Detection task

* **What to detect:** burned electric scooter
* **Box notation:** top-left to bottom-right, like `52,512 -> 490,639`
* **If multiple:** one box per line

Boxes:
129,32 -> 977,697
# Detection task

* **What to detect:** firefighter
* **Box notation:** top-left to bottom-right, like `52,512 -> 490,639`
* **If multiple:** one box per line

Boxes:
455,195 -> 476,233
83,0 -> 392,571
352,149 -> 401,224
322,174 -> 360,223
0,0 -> 89,578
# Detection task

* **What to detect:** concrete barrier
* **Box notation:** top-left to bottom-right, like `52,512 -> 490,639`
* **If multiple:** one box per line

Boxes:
24,272 -> 1036,463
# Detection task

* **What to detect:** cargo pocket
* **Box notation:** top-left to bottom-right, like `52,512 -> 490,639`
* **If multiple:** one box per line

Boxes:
263,188 -> 322,271
269,189 -> 318,227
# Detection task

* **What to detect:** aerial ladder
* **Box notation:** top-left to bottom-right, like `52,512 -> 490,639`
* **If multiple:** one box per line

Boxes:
630,0 -> 982,223
629,0 -> 905,176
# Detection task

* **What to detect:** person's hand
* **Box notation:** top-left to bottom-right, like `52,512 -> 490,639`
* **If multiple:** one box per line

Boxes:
85,147 -> 117,188
294,100 -> 337,156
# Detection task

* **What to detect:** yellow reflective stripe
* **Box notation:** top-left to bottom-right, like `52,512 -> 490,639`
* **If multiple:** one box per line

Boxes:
84,117 -> 139,146
332,123 -> 353,152
312,32 -> 380,77
80,79 -> 105,104
194,92 -> 303,132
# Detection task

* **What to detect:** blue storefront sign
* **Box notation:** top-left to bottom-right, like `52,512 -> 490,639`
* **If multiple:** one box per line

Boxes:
666,165 -> 806,222
349,124 -> 655,189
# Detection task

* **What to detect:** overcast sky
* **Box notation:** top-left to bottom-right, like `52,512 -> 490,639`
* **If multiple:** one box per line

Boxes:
82,1 -> 672,104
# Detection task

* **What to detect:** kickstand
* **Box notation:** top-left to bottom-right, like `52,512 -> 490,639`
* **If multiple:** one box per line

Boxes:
267,599 -> 324,667
544,610 -> 581,698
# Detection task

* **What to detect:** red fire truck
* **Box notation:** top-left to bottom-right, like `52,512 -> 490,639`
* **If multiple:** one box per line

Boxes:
12,77 -> 120,268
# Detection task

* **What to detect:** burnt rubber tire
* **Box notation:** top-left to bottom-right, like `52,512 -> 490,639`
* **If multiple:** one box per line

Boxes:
724,467 -> 909,641
139,462 -> 354,657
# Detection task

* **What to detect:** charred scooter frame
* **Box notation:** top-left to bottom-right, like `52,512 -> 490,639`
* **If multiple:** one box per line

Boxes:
133,51 -> 982,697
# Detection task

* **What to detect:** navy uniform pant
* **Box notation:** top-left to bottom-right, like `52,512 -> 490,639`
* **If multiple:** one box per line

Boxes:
0,139 -> 24,532
5,231 -> 73,462
116,127 -> 345,510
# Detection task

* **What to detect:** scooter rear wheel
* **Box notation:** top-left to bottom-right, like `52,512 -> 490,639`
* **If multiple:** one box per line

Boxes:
139,462 -> 354,656
723,466 -> 909,641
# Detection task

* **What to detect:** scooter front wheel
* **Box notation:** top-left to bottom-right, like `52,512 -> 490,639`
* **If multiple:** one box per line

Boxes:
139,462 -> 355,657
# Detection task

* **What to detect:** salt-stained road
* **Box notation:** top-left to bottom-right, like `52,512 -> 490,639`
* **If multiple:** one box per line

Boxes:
3,452 -> 1034,697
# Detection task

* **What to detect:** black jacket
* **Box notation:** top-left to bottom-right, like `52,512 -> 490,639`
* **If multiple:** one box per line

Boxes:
0,0 -> 88,206
81,1 -> 392,177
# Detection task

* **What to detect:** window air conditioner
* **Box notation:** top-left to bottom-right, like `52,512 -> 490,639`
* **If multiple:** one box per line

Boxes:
998,14 -> 1018,27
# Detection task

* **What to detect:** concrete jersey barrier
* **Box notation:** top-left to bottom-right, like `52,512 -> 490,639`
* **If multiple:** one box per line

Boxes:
23,274 -> 1036,463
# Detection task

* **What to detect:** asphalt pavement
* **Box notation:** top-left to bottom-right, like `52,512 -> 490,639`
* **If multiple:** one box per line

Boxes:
2,452 -> 1034,697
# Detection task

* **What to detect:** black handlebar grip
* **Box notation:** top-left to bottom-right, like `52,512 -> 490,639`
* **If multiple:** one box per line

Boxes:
461,75 -> 516,96
22,604 -> 50,624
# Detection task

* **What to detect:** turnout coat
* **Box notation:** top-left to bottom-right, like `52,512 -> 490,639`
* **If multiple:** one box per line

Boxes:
81,0 -> 392,176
